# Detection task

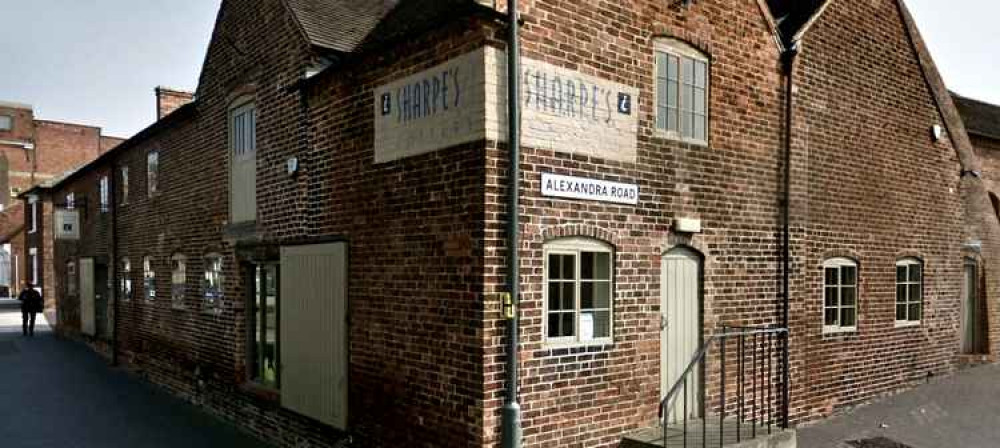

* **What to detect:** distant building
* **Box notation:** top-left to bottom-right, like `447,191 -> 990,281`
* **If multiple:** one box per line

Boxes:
0,101 -> 123,298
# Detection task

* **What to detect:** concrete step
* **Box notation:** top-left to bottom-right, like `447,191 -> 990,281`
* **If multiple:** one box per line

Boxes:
623,419 -> 796,448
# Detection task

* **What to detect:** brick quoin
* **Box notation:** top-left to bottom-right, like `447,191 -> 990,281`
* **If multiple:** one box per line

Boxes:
21,0 -> 1000,447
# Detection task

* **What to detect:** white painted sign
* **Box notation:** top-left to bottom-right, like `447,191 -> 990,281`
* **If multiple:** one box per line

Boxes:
54,209 -> 80,240
374,47 -> 640,164
374,50 -> 489,163
541,173 -> 639,205
486,47 -> 640,162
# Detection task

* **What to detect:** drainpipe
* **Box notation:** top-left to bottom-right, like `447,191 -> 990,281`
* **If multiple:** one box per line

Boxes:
502,0 -> 522,446
110,164 -> 119,366
780,42 -> 799,429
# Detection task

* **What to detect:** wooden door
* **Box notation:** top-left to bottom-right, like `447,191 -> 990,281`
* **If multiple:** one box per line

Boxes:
661,247 -> 702,422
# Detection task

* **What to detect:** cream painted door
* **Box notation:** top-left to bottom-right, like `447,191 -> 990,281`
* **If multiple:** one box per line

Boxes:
80,258 -> 95,337
661,247 -> 701,422
229,103 -> 257,223
280,243 -> 348,429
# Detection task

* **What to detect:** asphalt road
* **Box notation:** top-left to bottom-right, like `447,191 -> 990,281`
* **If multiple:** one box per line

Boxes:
0,308 -> 274,448
797,363 -> 1000,448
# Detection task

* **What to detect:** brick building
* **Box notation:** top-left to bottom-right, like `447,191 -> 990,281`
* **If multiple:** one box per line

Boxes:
23,0 -> 1000,447
0,100 -> 122,299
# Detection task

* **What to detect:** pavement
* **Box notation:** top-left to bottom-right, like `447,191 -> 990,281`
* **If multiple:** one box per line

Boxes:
797,364 -> 1000,448
0,308 -> 274,448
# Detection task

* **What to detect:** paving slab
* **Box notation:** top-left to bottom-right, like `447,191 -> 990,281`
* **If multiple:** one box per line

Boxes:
797,364 -> 1000,448
0,309 -> 274,448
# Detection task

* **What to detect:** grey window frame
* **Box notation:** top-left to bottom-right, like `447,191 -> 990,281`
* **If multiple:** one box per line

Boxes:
654,39 -> 709,146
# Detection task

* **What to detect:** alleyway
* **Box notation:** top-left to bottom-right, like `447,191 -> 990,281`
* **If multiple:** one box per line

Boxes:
798,363 -> 1000,448
0,304 -> 273,448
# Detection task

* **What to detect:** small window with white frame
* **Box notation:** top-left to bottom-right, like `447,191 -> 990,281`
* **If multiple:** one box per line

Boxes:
120,166 -> 129,204
544,238 -> 614,345
171,253 -> 187,308
654,38 -> 709,144
895,258 -> 922,325
121,257 -> 133,301
99,176 -> 109,212
147,151 -> 159,198
66,192 -> 75,210
204,253 -> 224,311
143,256 -> 156,300
0,115 -> 11,131
823,258 -> 858,333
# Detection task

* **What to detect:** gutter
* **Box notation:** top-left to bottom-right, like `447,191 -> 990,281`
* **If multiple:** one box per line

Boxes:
110,163 -> 120,366
502,0 -> 522,447
779,42 -> 799,429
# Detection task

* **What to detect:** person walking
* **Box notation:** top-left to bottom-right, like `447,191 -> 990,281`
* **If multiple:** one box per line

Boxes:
17,283 -> 43,336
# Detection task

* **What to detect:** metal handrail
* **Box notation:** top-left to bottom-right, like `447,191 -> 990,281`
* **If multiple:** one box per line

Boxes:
657,325 -> 789,447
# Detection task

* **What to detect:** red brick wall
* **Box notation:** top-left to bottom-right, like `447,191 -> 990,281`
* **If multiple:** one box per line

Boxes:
479,1 -> 786,446
304,20 -> 498,447
786,0 -> 966,421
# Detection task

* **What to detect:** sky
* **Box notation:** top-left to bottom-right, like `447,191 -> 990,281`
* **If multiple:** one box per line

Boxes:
0,0 -> 997,138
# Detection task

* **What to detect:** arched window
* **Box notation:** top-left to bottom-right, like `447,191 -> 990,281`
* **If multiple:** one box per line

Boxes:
120,258 -> 133,301
171,254 -> 187,308
823,258 -> 858,333
203,253 -> 224,310
654,38 -> 709,144
544,237 -> 614,345
895,258 -> 923,325
143,256 -> 155,300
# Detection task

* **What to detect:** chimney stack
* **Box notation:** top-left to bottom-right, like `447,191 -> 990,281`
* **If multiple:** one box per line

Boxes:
155,86 -> 194,120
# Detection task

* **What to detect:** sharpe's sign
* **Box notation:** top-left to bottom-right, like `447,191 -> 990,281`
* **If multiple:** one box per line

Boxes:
374,47 -> 639,164
541,173 -> 639,205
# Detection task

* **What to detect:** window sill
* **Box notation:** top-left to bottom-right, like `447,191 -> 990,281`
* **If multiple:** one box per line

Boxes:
543,338 -> 614,351
894,321 -> 921,328
822,327 -> 857,336
240,381 -> 280,403
652,131 -> 709,147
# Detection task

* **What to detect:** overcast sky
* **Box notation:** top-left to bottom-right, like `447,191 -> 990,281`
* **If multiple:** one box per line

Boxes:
0,0 -> 996,138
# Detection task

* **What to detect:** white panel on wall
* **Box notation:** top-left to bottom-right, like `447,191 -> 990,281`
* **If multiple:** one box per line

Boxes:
280,243 -> 349,429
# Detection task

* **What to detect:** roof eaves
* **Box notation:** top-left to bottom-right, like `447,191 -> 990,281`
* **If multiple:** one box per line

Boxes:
292,1 -> 506,91
791,0 -> 835,44
754,0 -> 787,53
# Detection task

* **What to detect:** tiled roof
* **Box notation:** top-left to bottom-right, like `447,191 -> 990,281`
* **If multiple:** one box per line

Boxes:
357,0 -> 489,51
284,0 -> 400,53
953,93 -> 1000,140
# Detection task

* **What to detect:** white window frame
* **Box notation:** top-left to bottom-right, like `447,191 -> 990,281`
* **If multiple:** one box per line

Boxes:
121,257 -> 133,301
171,254 -> 187,308
823,257 -> 858,334
0,115 -> 12,131
203,253 -> 224,310
99,176 -> 109,212
543,237 -> 614,347
66,192 -> 75,210
654,39 -> 709,146
28,195 -> 38,234
895,258 -> 923,327
143,256 -> 155,300
120,166 -> 129,205
147,152 -> 159,198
